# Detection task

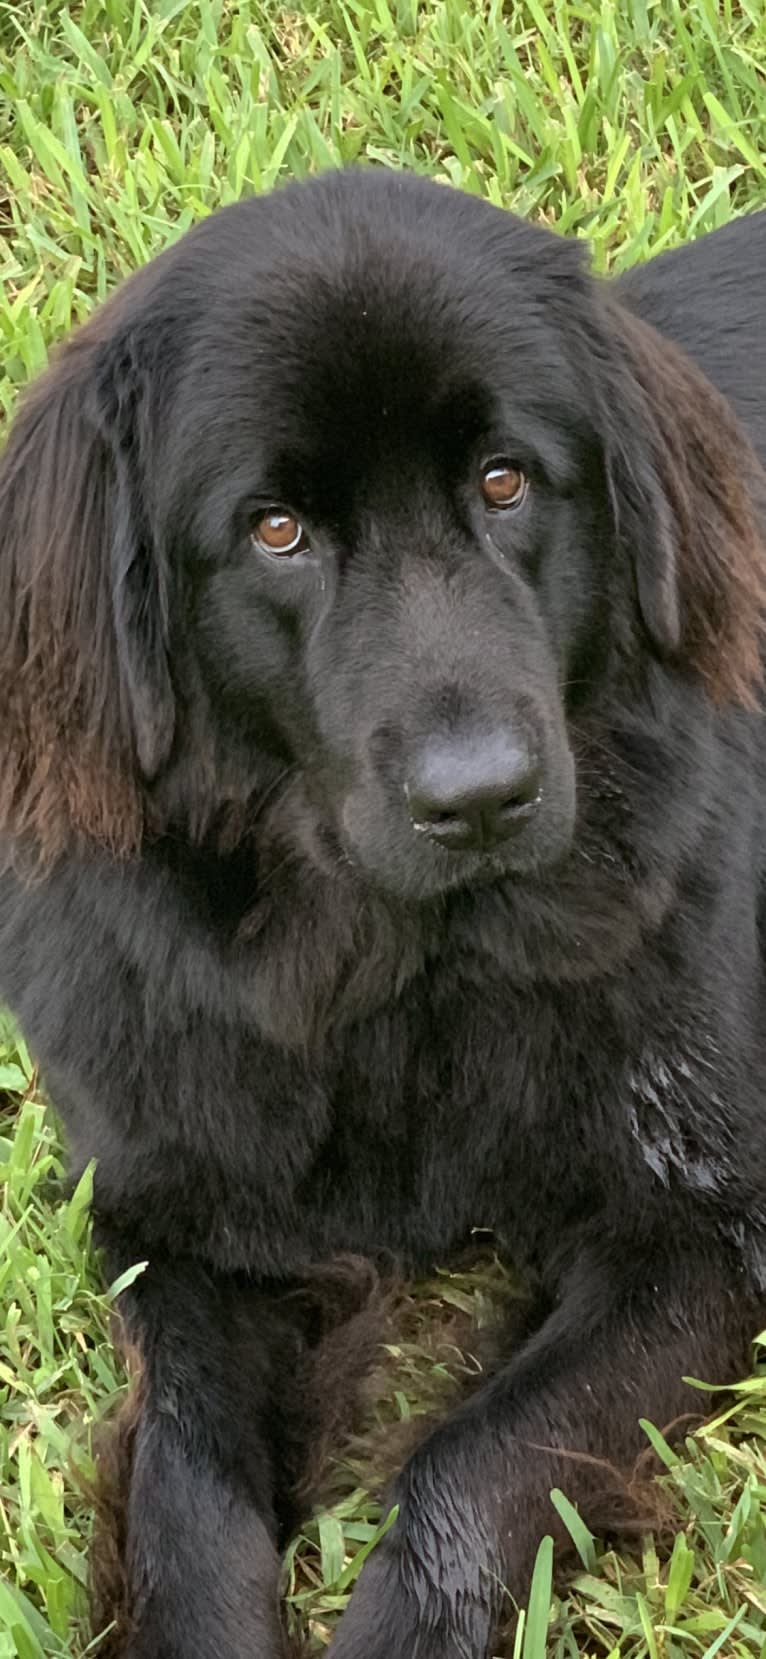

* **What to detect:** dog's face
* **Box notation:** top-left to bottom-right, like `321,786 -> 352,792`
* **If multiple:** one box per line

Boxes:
2,171 -> 764,894
176,178 -> 605,899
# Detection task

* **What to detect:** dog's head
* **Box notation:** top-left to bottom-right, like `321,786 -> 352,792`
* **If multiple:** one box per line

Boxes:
2,170 -> 765,901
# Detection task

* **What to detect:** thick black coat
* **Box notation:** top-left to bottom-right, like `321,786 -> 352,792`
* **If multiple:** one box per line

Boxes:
1,172 -> 766,1658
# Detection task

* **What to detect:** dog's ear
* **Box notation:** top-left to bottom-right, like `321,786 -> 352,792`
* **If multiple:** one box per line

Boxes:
0,317 -> 175,865
601,297 -> 766,707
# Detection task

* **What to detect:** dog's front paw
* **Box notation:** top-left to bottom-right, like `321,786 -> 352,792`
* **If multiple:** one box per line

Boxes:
328,1469 -> 501,1659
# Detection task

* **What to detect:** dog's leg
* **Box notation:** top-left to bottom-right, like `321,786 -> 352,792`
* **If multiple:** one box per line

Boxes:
328,1244 -> 761,1659
91,1245 -> 314,1659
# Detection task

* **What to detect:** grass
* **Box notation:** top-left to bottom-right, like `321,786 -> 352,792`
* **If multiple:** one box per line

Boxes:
2,0 -> 766,1653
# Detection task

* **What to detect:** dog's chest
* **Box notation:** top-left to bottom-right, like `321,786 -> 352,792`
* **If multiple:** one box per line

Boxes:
300,974 -> 613,1261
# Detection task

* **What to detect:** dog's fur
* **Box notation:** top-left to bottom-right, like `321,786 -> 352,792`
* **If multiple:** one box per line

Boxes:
2,171 -> 766,1658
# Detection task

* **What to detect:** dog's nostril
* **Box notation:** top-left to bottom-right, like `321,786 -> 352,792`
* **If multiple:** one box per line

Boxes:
500,772 -> 541,814
406,737 -> 541,853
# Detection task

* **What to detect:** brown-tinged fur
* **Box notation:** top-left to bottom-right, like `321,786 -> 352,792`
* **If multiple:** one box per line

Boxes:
0,354 -> 145,867
87,1341 -> 144,1659
610,302 -> 766,707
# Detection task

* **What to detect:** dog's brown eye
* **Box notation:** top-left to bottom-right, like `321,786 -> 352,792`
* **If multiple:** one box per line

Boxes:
251,510 -> 308,557
480,461 -> 527,510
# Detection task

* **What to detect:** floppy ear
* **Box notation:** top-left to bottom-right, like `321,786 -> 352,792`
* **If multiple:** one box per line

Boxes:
602,298 -> 766,707
0,322 -> 175,866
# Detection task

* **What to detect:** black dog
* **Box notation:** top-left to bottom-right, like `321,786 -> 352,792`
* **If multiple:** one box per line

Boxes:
2,170 -> 766,1659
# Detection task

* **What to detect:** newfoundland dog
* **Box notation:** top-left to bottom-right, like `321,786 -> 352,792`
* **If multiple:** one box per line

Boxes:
1,169 -> 766,1659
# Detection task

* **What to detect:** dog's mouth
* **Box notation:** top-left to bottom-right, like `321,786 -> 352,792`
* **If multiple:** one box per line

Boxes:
252,751 -> 576,905
337,806 -> 575,904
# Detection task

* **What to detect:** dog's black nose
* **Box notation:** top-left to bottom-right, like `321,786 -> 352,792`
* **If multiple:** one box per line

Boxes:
406,736 -> 541,852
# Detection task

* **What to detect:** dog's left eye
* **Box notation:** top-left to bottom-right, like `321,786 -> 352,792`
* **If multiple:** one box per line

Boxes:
251,510 -> 309,558
480,460 -> 528,510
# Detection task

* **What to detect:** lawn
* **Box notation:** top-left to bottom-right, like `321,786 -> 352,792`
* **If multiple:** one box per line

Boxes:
2,1 -> 766,1654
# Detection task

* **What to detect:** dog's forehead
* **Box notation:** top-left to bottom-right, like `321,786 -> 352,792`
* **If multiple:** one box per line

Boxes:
246,261 -> 508,438
241,226 -> 573,404
165,174 -> 596,499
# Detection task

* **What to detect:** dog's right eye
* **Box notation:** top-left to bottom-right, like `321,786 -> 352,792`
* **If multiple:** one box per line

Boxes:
480,460 -> 528,511
251,510 -> 309,558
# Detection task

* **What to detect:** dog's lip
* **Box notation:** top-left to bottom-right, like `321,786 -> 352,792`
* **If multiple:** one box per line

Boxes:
339,824 -> 558,900
333,781 -> 574,899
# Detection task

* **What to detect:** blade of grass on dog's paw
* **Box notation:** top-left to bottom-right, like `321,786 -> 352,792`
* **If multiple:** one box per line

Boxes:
333,1505 -> 400,1592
